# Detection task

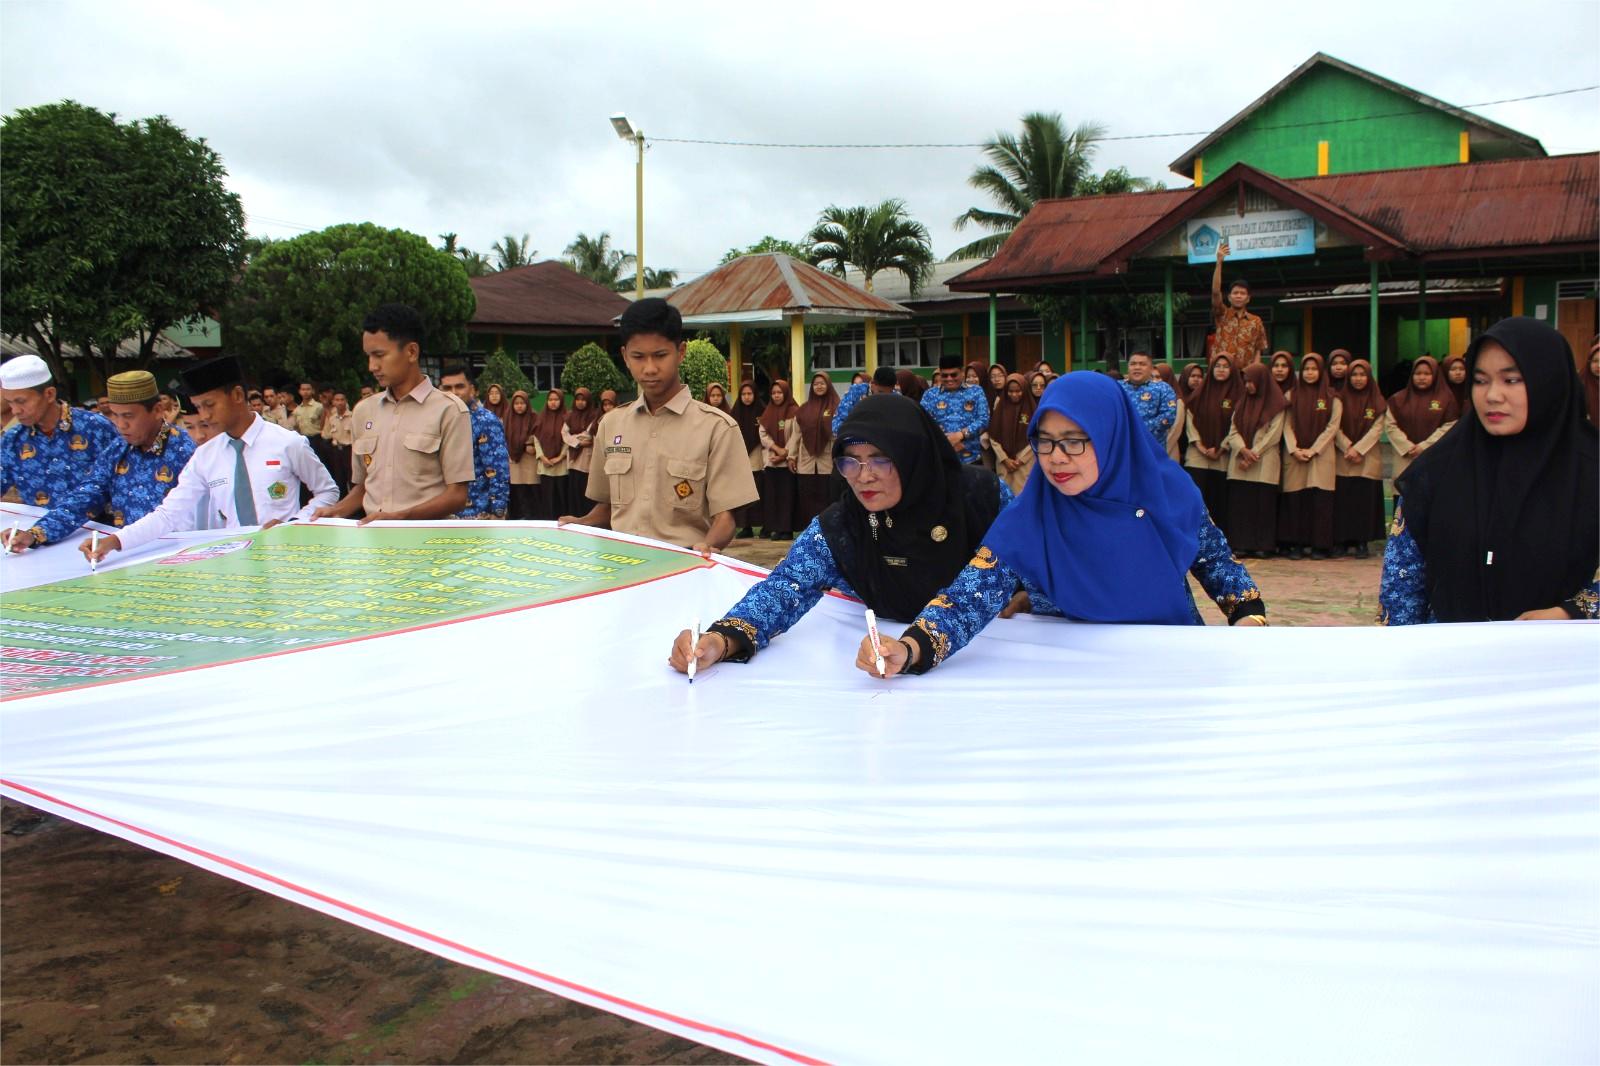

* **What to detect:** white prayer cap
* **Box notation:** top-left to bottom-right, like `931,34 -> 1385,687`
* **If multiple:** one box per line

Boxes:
0,355 -> 52,389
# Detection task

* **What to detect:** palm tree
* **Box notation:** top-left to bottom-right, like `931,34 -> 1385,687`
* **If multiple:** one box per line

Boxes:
616,266 -> 680,292
807,199 -> 934,295
564,231 -> 635,289
951,113 -> 1153,260
458,250 -> 493,277
491,233 -> 537,271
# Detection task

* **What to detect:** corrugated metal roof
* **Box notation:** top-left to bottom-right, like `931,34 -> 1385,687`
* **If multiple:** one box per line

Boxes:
950,154 -> 1598,291
2,333 -> 195,362
1169,52 -> 1545,176
468,261 -> 632,330
668,253 -> 912,324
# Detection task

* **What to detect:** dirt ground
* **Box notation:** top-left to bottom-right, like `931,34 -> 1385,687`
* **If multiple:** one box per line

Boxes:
1,538 -> 1381,1065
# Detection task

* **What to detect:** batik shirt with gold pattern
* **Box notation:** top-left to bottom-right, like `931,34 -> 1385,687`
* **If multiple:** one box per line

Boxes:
900,517 -> 1265,673
30,424 -> 197,544
922,385 -> 990,464
1,404 -> 122,512
707,480 -> 1018,660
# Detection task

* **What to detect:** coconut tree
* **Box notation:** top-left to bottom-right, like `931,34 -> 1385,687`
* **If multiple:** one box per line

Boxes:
491,232 -> 537,271
564,230 -> 635,288
950,113 -> 1159,260
807,199 -> 934,295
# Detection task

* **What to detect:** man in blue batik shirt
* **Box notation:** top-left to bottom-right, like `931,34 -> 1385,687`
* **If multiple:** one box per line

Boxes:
921,353 -> 988,464
1,355 -> 123,549
6,370 -> 197,551
1119,350 -> 1178,444
832,365 -> 900,433
440,363 -> 510,520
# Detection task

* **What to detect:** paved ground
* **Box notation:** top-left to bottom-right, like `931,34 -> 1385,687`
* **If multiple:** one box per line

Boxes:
1,538 -> 1382,1065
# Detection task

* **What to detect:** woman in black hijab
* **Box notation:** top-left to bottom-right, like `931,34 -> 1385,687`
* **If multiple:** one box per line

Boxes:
1379,317 -> 1598,623
668,394 -> 1012,672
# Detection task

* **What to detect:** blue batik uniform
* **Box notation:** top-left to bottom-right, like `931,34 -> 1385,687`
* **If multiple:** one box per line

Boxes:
1378,505 -> 1600,624
1119,379 -> 1178,443
831,381 -> 871,434
457,401 -> 511,520
30,423 -> 197,545
707,479 -> 1017,657
922,385 -> 989,464
901,517 -> 1265,670
1,404 -> 122,511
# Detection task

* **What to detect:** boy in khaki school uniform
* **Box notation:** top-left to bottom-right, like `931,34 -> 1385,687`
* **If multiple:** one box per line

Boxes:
313,304 -> 474,524
561,299 -> 757,554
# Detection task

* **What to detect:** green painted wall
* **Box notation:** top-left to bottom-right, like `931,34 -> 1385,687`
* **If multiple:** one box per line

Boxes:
1397,317 -> 1453,361
1199,65 -> 1467,181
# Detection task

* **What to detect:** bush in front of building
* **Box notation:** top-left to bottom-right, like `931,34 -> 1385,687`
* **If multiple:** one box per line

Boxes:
561,342 -> 629,399
680,338 -> 728,401
481,348 -> 534,399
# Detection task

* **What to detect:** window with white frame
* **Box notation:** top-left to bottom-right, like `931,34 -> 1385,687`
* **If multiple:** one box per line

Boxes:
811,324 -> 942,370
516,350 -> 567,393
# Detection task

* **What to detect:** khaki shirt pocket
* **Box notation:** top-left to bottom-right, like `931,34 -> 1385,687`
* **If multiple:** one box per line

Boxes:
352,436 -> 378,482
665,457 -> 708,510
401,431 -> 444,486
604,451 -> 634,506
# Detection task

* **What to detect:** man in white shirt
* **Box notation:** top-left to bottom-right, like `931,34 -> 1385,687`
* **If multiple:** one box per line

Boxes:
81,355 -> 338,564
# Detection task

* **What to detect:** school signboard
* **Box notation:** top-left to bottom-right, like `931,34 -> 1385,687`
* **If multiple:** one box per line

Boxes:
1186,208 -> 1316,264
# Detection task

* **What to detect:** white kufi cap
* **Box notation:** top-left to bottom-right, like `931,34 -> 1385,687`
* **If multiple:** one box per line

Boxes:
0,355 -> 52,389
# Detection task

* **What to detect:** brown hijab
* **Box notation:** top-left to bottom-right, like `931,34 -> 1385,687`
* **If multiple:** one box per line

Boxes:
1326,349 -> 1352,393
1582,346 -> 1600,427
794,372 -> 838,456
565,387 -> 599,458
703,382 -> 731,413
503,390 -> 537,454
732,383 -> 765,451
1188,352 -> 1245,449
1179,362 -> 1207,403
533,388 -> 568,460
894,369 -> 927,403
483,383 -> 510,423
1289,352 -> 1336,443
1337,359 -> 1386,441
1439,354 -> 1470,414
1232,361 -> 1291,445
991,373 -> 1035,457
1268,351 -> 1296,398
1386,356 -> 1458,442
759,380 -> 799,447
967,360 -> 996,405
1153,362 -> 1178,395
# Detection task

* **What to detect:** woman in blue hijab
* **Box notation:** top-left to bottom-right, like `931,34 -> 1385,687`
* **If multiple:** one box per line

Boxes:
858,372 -> 1267,677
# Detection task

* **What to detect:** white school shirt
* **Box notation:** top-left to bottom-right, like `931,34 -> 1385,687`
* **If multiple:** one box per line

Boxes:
114,414 -> 338,552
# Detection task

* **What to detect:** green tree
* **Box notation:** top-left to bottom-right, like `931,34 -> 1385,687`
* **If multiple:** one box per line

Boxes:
808,199 -> 934,295
560,342 -> 628,397
719,235 -> 810,265
950,113 -> 1158,260
616,267 -> 680,291
564,231 -> 634,289
680,338 -> 728,400
491,232 -> 537,271
439,232 -> 493,277
223,222 -> 476,390
481,348 -> 534,398
0,100 -> 247,385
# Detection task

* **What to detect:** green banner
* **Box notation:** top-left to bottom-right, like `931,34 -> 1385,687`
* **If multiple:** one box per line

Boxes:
0,525 -> 701,698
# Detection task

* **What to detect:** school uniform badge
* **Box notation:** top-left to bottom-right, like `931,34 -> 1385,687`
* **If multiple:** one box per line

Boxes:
267,482 -> 288,501
674,480 -> 693,500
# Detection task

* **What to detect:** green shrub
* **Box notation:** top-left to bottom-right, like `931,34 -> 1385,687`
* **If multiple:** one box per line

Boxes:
681,338 -> 728,401
480,348 -> 533,398
560,342 -> 629,397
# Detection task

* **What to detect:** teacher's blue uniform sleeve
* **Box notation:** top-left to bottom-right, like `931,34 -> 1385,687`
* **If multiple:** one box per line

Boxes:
1190,517 -> 1266,623
897,547 -> 1021,673
832,382 -> 869,434
1378,506 -> 1431,625
708,517 -> 851,660
34,445 -> 119,544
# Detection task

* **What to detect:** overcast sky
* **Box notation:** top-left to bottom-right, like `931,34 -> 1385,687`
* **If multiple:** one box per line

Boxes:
4,0 -> 1596,279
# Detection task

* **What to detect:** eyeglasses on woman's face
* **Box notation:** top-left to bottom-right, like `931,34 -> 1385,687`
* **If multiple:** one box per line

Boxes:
1029,435 -> 1091,456
837,455 -> 896,479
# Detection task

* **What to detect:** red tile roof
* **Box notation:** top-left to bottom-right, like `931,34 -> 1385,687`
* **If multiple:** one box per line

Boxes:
950,154 -> 1598,291
468,261 -> 632,330
669,254 -> 911,321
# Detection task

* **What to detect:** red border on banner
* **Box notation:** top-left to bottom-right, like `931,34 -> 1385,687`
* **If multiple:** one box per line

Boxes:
0,778 -> 828,1066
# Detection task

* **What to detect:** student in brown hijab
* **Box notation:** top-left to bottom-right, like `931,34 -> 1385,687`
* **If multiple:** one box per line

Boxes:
1153,361 -> 1187,462
1326,350 -> 1352,393
792,372 -> 838,528
703,382 -> 732,414
483,382 -> 511,424
1584,339 -> 1600,428
731,381 -> 765,538
1439,354 -> 1470,414
986,363 -> 1008,402
503,389 -> 540,519
894,369 -> 927,403
757,379 -> 800,539
599,388 -> 619,415
1278,352 -> 1342,558
1222,361 -> 1289,557
1331,359 -> 1387,557
1268,351 -> 1295,399
1183,352 -> 1244,522
561,386 -> 601,512
1384,355 -> 1459,479
987,372 -> 1037,496
531,387 -> 570,519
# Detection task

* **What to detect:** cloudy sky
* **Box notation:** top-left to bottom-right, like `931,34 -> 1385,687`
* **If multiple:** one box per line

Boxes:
4,0 -> 1596,279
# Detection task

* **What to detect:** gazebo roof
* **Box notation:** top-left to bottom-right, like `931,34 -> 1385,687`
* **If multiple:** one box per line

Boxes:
468,261 -> 632,333
666,253 -> 913,327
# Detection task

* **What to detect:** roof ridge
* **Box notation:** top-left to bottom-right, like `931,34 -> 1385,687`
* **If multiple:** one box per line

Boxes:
771,253 -> 814,310
1293,150 -> 1597,184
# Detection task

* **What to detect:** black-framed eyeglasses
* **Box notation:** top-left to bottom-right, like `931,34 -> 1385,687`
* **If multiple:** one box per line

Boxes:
1029,435 -> 1091,456
837,455 -> 896,479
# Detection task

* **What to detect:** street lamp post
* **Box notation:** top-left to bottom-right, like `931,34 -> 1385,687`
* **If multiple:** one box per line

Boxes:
610,113 -> 645,299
